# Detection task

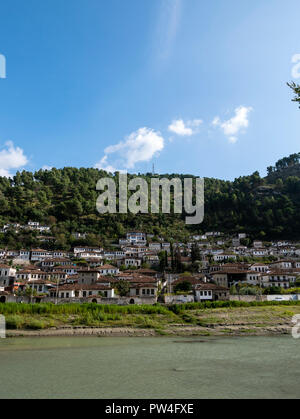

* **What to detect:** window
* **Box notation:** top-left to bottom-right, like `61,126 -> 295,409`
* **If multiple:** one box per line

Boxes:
83,291 -> 86,297
66,293 -> 69,298
61,293 -> 64,298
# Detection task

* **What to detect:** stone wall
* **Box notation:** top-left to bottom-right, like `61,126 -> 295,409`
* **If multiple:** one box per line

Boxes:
229,295 -> 268,302
230,295 -> 300,302
41,296 -> 157,305
163,295 -> 195,304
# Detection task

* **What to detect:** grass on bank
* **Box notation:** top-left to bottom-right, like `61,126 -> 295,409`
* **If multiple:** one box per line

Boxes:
1,301 -> 300,330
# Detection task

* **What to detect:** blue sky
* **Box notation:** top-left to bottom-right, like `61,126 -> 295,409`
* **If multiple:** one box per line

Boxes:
0,0 -> 299,179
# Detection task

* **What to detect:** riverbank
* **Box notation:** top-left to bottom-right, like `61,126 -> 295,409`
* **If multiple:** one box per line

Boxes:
4,303 -> 298,337
6,324 -> 292,337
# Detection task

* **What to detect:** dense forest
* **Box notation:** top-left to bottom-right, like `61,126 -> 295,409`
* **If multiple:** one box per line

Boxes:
0,153 -> 299,250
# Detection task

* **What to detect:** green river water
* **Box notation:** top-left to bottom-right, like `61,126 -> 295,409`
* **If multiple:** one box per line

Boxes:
0,335 -> 299,399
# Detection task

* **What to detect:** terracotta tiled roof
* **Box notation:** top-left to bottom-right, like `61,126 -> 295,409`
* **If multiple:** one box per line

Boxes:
56,284 -> 112,291
100,264 -> 118,269
195,282 -> 229,291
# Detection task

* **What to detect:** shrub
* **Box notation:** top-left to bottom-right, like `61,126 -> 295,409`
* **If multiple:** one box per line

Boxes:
5,315 -> 24,330
25,319 -> 47,330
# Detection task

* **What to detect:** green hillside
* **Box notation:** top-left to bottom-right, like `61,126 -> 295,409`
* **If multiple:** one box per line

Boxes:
0,152 -> 299,250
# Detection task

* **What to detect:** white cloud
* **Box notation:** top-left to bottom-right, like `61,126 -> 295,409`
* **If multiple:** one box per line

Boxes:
168,119 -> 203,136
95,128 -> 164,172
212,117 -> 220,126
155,0 -> 182,66
0,141 -> 28,177
168,120 -> 193,136
212,106 -> 252,143
95,155 -> 117,173
42,165 -> 53,171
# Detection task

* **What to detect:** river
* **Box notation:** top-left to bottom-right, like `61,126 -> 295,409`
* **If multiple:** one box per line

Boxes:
0,336 -> 299,399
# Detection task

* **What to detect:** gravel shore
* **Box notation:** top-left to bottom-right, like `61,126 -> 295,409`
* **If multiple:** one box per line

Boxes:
6,324 -> 292,337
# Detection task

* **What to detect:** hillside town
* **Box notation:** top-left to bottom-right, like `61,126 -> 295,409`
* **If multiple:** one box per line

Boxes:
0,226 -> 300,305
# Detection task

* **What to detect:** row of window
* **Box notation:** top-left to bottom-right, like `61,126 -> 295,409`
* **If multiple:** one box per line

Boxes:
51,291 -> 108,298
136,288 -> 155,296
198,291 -> 212,296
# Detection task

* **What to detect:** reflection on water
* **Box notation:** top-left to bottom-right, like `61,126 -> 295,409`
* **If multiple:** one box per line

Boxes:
0,336 -> 299,399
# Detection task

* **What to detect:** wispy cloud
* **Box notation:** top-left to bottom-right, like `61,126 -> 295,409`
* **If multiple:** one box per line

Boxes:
154,0 -> 182,67
95,155 -> 118,173
95,128 -> 164,172
0,141 -> 28,177
212,106 -> 253,143
168,119 -> 203,136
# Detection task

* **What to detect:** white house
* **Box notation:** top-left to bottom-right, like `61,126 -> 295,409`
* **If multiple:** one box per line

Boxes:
250,263 -> 269,273
18,250 -> 30,260
253,241 -> 263,248
263,271 -> 297,289
31,249 -> 53,262
73,246 -> 102,255
269,260 -> 294,270
149,243 -> 161,251
77,268 -> 102,285
252,248 -> 268,257
0,265 -> 17,287
124,258 -> 142,268
129,283 -> 157,298
213,253 -> 237,262
98,264 -> 119,275
51,284 -> 115,299
126,232 -> 147,245
76,251 -> 103,260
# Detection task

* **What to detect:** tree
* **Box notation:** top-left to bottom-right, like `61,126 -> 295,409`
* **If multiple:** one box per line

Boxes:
24,286 -> 37,303
174,247 -> 183,273
239,286 -> 258,295
288,82 -> 300,108
170,243 -> 175,272
115,280 -> 130,297
230,285 -> 238,295
174,280 -> 192,293
294,277 -> 300,287
158,251 -> 167,272
191,243 -> 201,263
263,286 -> 282,295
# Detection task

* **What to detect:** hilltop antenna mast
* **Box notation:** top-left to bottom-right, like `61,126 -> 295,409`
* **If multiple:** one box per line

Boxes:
152,163 -> 155,176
